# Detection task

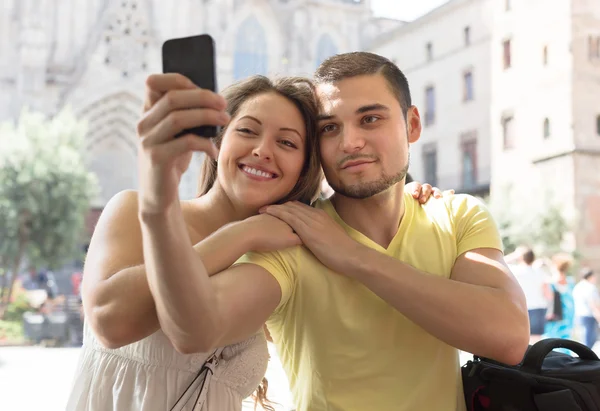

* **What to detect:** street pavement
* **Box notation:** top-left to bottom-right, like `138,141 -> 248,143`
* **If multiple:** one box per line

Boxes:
0,343 -> 297,411
2,344 -> 595,410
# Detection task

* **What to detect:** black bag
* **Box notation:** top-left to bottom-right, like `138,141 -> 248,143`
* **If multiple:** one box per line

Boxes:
462,338 -> 600,411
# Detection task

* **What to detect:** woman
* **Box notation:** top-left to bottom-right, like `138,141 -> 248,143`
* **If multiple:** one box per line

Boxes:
67,73 -> 440,411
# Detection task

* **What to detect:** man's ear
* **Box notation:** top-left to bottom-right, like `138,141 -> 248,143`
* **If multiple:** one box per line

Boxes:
406,106 -> 422,144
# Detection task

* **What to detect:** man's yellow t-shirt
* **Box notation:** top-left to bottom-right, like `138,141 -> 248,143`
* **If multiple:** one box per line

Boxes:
235,192 -> 503,411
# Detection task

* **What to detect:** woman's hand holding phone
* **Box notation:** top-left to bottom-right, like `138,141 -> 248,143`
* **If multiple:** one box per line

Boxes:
136,73 -> 229,216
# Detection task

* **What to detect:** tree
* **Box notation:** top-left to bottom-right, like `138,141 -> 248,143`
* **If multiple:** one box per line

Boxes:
0,107 -> 98,317
485,185 -> 573,257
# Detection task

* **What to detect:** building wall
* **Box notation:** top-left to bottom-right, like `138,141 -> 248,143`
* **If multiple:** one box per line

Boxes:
571,0 -> 600,271
489,0 -> 574,202
370,0 -> 493,194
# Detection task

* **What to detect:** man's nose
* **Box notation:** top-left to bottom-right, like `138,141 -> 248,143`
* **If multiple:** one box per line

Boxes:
339,126 -> 366,153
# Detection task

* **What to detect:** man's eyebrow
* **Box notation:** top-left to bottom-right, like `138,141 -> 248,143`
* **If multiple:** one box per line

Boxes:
317,104 -> 390,121
317,114 -> 335,122
356,104 -> 390,114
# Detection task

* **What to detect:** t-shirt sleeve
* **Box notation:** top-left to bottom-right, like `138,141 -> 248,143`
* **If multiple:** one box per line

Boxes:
446,194 -> 504,257
233,247 -> 299,315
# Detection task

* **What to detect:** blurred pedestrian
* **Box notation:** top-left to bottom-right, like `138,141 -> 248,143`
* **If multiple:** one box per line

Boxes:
507,246 -> 552,343
573,268 -> 600,348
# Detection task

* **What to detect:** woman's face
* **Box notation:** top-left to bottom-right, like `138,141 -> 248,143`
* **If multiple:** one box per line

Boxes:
217,91 -> 307,210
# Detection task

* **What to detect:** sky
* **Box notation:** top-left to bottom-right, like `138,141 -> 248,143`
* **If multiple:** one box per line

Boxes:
370,0 -> 450,21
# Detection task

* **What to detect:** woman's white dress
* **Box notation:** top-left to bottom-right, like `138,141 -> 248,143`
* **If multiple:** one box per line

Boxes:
66,322 -> 269,410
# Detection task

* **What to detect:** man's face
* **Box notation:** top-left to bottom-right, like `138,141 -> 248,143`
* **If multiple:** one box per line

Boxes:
316,74 -> 421,199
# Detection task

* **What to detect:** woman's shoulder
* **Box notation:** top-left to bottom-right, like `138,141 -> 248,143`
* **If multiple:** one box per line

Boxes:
180,199 -> 208,242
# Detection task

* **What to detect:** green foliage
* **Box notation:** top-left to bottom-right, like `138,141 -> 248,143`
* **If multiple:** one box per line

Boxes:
485,185 -> 574,258
0,320 -> 24,342
0,107 -> 98,270
2,290 -> 31,322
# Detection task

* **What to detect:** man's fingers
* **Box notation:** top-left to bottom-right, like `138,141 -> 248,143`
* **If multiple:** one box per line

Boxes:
139,88 -> 227,134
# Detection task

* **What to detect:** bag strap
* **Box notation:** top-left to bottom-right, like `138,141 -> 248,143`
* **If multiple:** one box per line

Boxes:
521,338 -> 598,374
170,347 -> 224,411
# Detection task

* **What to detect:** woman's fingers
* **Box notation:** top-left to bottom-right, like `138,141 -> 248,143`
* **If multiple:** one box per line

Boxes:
143,134 -> 219,166
142,73 -> 196,112
418,183 -> 433,203
140,108 -> 229,146
138,88 -> 227,134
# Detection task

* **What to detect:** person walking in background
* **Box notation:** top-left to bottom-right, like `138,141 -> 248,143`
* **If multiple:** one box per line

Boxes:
544,253 -> 576,341
507,246 -> 552,343
573,268 -> 600,348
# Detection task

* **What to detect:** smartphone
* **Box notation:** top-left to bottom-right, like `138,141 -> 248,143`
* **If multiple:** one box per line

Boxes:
162,34 -> 218,138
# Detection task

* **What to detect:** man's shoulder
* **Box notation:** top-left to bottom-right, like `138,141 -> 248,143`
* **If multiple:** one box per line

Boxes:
441,193 -> 488,214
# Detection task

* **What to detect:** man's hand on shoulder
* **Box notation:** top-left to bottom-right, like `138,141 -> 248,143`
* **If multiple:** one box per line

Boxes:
259,201 -> 360,273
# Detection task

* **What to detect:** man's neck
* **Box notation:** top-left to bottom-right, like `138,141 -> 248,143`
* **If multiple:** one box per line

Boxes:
330,182 -> 405,249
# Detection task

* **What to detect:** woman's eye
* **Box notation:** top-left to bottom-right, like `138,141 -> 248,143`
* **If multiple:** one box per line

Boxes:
280,139 -> 297,149
237,128 -> 254,134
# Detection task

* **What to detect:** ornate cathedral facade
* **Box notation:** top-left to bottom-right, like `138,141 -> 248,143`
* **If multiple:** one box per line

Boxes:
0,0 -> 400,209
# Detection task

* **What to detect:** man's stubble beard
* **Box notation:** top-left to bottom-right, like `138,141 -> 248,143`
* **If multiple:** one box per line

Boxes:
328,153 -> 410,200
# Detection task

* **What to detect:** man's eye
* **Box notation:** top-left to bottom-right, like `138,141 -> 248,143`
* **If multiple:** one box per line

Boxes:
363,116 -> 379,124
321,124 -> 337,133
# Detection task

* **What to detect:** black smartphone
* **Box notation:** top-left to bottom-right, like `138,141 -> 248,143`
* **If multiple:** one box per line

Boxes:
162,34 -> 218,138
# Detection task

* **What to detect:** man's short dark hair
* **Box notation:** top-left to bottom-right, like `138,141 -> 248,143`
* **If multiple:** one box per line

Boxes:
314,52 -> 412,117
522,248 -> 535,265
582,268 -> 595,281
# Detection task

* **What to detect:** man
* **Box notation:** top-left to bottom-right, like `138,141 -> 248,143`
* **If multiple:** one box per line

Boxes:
223,52 -> 528,411
573,268 -> 600,348
506,246 -> 552,343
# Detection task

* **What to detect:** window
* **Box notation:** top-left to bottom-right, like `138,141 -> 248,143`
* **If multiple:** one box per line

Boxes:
543,45 -> 548,65
505,0 -> 511,11
422,145 -> 438,187
315,34 -> 338,68
543,118 -> 550,139
502,114 -> 515,149
233,16 -> 268,81
464,26 -> 471,46
426,42 -> 433,61
503,39 -> 512,69
589,36 -> 600,60
596,115 -> 600,136
461,137 -> 478,190
425,86 -> 435,126
463,71 -> 474,101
